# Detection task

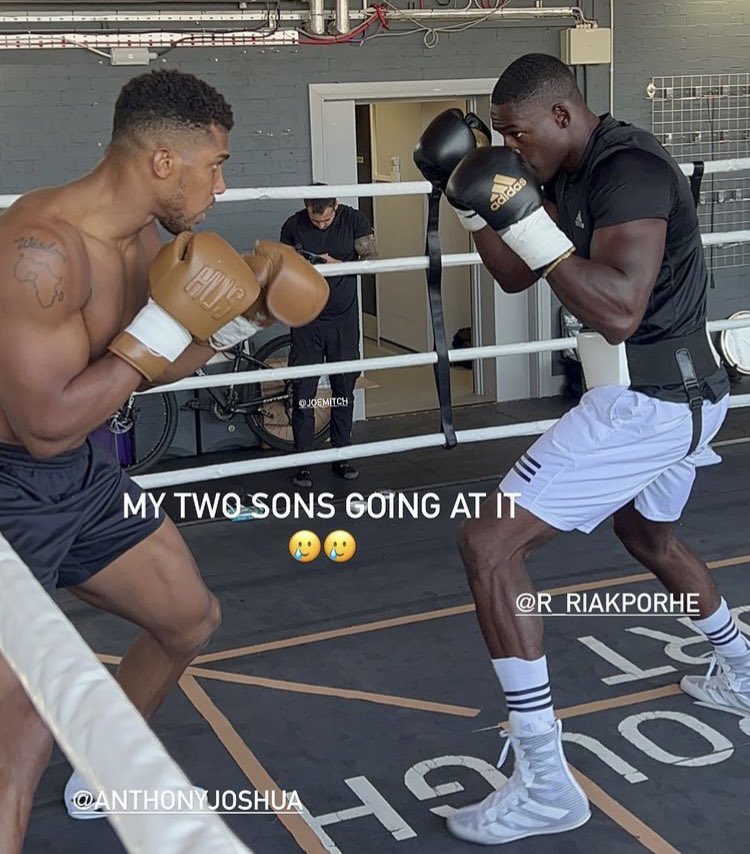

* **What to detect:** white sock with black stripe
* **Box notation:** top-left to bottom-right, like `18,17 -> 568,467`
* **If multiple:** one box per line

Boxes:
692,598 -> 750,658
492,655 -> 556,734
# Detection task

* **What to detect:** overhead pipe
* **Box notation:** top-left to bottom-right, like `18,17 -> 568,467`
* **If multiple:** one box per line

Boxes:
385,5 -> 579,21
0,6 -> 580,26
335,0 -> 350,35
307,0 -> 325,34
0,0 -> 274,3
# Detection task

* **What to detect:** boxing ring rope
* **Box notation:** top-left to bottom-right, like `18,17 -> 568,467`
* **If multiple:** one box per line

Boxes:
1,157 -> 749,210
138,317 -> 750,396
0,532 -> 252,853
133,318 -> 750,490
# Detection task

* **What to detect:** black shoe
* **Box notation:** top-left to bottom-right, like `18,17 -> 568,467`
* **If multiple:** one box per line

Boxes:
292,468 -> 313,488
332,461 -> 359,480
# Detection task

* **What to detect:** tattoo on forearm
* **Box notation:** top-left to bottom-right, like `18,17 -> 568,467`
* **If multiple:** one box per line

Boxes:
13,235 -> 66,308
354,234 -> 378,260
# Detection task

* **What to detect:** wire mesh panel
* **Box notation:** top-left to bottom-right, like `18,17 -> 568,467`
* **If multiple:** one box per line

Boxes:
649,73 -> 750,271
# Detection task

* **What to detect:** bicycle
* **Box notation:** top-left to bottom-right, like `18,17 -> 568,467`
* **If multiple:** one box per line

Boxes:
107,334 -> 332,475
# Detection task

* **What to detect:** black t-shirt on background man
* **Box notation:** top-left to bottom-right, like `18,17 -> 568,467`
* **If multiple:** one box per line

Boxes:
280,204 -> 373,321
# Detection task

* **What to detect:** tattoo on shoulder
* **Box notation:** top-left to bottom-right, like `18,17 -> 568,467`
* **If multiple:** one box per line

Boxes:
354,233 -> 378,260
13,234 -> 66,309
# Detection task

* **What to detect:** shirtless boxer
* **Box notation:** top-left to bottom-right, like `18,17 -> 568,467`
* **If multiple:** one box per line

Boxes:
0,68 -> 327,851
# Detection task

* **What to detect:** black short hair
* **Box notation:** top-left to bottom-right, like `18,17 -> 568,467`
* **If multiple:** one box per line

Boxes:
491,53 -> 580,107
112,69 -> 234,144
304,183 -> 336,214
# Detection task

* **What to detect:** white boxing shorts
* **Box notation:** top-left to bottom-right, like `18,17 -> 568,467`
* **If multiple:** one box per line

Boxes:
499,384 -> 729,534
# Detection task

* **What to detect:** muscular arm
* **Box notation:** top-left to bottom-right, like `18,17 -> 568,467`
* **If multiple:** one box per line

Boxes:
473,217 -> 665,340
545,219 -> 666,343
472,229 -> 539,293
470,199 -> 561,294
0,224 -> 143,457
141,341 -> 216,389
546,151 -> 672,343
473,152 -> 668,341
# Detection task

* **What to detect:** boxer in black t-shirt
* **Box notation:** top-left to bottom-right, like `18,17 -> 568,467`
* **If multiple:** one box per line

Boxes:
413,53 -> 742,846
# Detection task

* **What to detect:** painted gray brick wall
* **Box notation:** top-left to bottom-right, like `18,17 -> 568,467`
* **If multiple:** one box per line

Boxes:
0,22 -> 564,247
614,0 -> 748,127
0,0 -> 746,309
613,0 -> 748,310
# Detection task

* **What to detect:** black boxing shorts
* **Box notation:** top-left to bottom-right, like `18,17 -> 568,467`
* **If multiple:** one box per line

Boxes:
0,438 -> 164,593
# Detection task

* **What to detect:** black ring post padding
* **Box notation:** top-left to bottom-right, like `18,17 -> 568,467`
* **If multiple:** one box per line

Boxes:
425,186 -> 457,449
689,161 -> 705,209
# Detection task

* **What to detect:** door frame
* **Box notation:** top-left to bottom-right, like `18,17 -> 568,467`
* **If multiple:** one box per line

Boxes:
309,79 -> 554,412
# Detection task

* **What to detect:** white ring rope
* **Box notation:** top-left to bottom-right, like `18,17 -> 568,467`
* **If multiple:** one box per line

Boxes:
0,534 -> 251,854
135,392 -> 750,491
135,419 -> 563,489
143,336 -> 579,395
144,318 -> 750,395
281,229 -> 750,280
679,159 -> 750,176
1,157 -> 750,210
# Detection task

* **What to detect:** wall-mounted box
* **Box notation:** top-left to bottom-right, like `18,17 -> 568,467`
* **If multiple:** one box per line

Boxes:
561,28 -> 612,65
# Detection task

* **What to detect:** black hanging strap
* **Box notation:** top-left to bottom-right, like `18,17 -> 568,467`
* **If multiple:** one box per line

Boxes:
689,160 -> 715,289
425,186 -> 457,449
689,160 -> 705,209
675,348 -> 703,457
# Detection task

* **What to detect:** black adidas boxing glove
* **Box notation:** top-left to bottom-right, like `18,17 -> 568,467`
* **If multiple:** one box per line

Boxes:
446,146 -> 575,275
413,108 -> 491,192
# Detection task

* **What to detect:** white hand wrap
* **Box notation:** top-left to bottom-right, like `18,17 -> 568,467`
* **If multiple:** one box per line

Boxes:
209,316 -> 264,351
124,299 -> 192,360
499,207 -> 575,273
450,204 -> 488,233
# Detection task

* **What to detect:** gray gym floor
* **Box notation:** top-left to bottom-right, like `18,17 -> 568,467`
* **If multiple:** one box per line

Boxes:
25,397 -> 750,853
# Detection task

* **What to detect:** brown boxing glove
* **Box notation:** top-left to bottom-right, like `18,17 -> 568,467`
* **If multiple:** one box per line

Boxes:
242,241 -> 330,328
109,232 -> 261,380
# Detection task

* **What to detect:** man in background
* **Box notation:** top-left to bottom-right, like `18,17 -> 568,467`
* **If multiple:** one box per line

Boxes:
280,188 -> 377,488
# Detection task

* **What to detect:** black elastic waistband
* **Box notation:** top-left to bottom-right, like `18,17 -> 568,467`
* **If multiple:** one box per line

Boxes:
626,328 -> 718,389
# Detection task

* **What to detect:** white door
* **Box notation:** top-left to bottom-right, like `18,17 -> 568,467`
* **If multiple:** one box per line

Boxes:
370,98 -> 473,355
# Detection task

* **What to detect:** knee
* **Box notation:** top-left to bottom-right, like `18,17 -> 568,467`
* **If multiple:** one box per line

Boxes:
0,685 -> 54,773
204,593 -> 222,640
614,518 -> 674,562
159,592 -> 222,659
456,518 -> 477,567
613,518 -> 641,556
190,592 -> 222,652
25,715 -> 54,770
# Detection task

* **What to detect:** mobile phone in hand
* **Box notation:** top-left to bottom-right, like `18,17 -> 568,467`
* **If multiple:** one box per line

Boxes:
296,247 -> 326,265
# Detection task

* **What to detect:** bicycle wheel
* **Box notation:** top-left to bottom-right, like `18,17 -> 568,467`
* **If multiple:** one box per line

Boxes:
243,334 -> 332,451
109,391 -> 179,475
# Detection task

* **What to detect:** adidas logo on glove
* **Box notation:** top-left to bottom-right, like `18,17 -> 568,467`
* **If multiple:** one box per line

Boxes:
490,174 -> 527,211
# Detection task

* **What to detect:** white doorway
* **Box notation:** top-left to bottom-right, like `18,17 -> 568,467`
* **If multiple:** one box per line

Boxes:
308,80 -> 556,419
365,97 -> 480,415
369,99 -> 469,352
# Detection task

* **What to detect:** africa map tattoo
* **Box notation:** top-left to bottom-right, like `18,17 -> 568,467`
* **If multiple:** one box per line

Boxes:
14,235 -> 66,308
